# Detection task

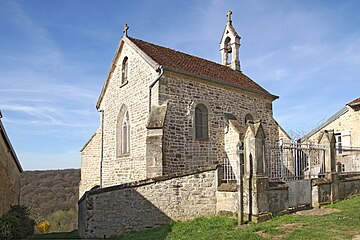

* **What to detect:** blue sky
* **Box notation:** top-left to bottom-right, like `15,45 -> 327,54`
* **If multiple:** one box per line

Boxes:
0,0 -> 359,170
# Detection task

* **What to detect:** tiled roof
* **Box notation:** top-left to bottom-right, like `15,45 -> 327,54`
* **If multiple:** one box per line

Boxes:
348,97 -> 360,106
128,37 -> 275,97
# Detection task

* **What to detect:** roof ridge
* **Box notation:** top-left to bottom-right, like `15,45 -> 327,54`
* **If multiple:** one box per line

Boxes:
128,37 -> 231,70
128,36 -> 272,96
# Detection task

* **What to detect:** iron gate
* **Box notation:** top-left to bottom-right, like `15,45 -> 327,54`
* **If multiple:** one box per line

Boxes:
268,142 -> 326,208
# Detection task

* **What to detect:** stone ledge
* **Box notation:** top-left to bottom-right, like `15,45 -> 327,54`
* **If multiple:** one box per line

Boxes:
217,182 -> 237,192
82,164 -> 219,197
312,178 -> 330,186
269,181 -> 288,190
339,174 -> 360,181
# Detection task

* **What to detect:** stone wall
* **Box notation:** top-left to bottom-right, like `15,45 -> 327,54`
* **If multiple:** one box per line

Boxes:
95,40 -> 159,187
0,131 -> 21,216
268,182 -> 289,215
159,71 -> 279,175
339,175 -> 360,197
216,189 -> 238,215
79,129 -> 101,199
312,175 -> 360,207
78,166 -> 218,238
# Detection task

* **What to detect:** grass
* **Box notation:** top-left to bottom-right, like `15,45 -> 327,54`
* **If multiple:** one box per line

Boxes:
116,195 -> 360,240
29,195 -> 360,239
30,230 -> 79,239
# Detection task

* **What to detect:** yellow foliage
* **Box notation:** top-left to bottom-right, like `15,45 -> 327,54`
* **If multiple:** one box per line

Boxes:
37,220 -> 50,234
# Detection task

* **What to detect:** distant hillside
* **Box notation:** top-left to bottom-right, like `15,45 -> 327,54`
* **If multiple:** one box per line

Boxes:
20,169 -> 80,222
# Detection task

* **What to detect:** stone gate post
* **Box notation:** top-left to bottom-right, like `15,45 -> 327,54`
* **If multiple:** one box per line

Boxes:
243,120 -> 270,223
318,130 -> 338,202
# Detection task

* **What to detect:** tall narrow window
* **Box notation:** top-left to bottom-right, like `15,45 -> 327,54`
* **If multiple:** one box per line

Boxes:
244,113 -> 254,124
121,57 -> 128,84
195,104 -> 208,140
336,134 -> 342,155
117,105 -> 130,156
121,111 -> 130,154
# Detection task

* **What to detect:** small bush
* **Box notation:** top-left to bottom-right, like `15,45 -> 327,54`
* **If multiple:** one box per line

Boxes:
0,205 -> 35,239
47,208 -> 77,232
37,220 -> 50,234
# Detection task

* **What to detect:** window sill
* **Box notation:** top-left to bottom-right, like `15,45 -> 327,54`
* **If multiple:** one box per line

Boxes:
120,81 -> 128,88
117,153 -> 130,158
196,137 -> 209,142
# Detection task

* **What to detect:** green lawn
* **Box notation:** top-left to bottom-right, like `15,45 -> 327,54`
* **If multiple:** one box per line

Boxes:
30,195 -> 360,239
30,230 -> 79,239
117,195 -> 360,240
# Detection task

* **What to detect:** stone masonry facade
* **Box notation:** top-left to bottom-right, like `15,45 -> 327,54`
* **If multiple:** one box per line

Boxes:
0,120 -> 21,216
79,130 -> 101,196
80,60 -> 281,197
159,72 -> 279,175
98,43 -> 158,188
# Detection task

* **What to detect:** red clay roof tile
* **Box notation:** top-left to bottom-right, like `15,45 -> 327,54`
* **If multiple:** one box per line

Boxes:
348,97 -> 360,106
128,37 -> 274,97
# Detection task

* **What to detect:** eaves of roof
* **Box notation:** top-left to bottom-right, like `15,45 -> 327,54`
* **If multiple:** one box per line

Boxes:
302,106 -> 349,140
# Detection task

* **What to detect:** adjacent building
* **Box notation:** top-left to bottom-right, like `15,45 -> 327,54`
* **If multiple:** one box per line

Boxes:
0,111 -> 22,216
303,97 -> 360,172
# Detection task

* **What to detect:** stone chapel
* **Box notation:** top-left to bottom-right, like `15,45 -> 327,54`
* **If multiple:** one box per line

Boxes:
79,12 -> 289,198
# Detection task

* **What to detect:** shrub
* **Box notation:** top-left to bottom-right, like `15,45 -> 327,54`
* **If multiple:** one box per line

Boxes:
47,208 -> 77,232
37,220 -> 50,234
0,205 -> 35,239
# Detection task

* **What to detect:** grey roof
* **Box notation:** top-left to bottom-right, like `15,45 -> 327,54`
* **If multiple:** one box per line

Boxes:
302,106 -> 349,140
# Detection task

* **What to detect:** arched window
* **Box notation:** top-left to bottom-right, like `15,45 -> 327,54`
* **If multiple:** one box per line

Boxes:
121,111 -> 130,154
195,104 -> 208,140
244,113 -> 254,124
116,105 -> 130,156
121,57 -> 128,84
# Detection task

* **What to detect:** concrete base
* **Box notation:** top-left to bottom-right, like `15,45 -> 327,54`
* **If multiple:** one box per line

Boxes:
246,213 -> 272,223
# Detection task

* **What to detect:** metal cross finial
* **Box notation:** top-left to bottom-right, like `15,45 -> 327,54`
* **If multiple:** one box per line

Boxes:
227,10 -> 232,22
123,23 -> 129,36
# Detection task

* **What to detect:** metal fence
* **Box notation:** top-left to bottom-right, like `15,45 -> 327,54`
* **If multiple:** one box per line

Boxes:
223,157 -> 237,183
336,146 -> 360,174
268,142 -> 326,182
222,142 -> 360,183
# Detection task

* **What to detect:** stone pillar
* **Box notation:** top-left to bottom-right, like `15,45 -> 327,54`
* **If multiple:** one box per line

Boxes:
243,120 -> 270,223
146,105 -> 167,178
318,130 -> 338,202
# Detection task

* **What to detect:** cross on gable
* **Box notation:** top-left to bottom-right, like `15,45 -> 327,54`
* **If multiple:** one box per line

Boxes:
227,10 -> 232,22
123,24 -> 129,36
